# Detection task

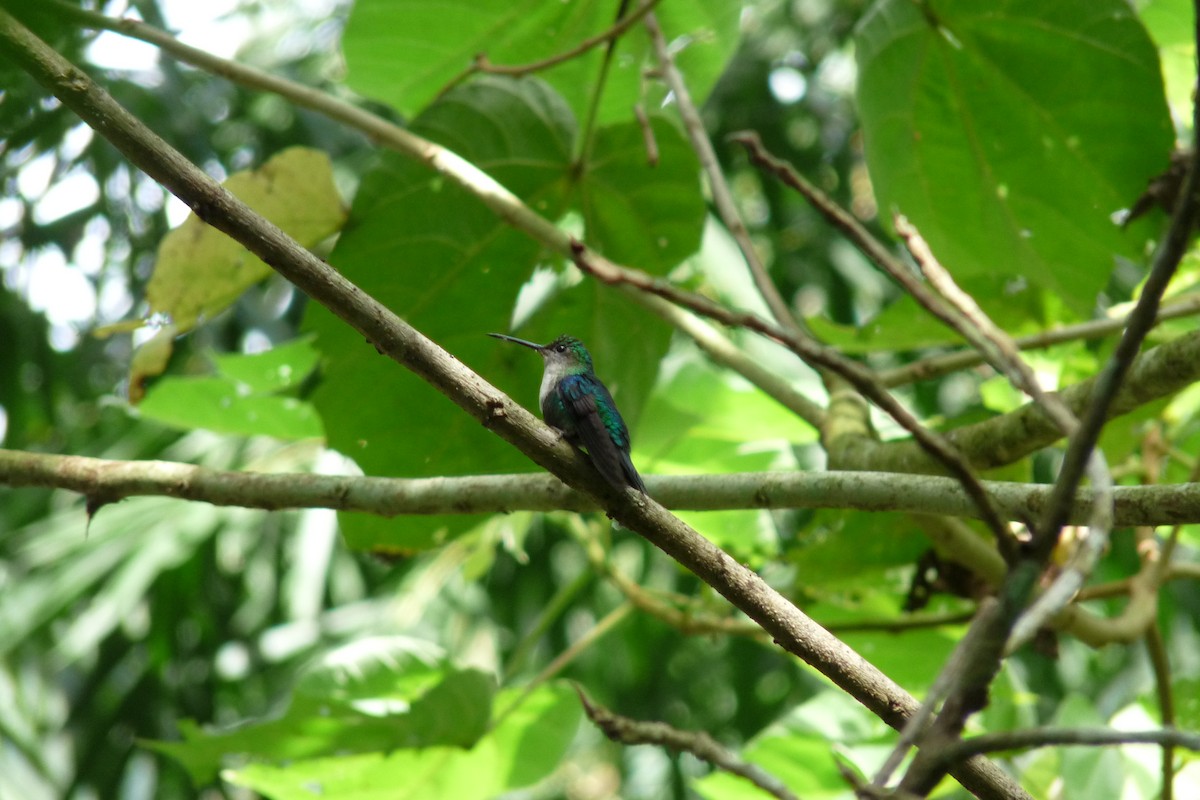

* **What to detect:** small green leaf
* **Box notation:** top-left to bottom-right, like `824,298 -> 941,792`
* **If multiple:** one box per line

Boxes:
212,337 -> 320,393
637,359 -> 817,472
138,376 -> 322,440
137,339 -> 323,440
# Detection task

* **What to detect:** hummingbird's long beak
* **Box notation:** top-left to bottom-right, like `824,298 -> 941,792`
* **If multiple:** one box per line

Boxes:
488,333 -> 543,351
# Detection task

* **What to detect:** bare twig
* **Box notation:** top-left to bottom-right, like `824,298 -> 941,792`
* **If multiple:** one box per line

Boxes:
494,603 -> 634,730
633,103 -> 659,166
439,0 -> 661,93
879,293 -> 1200,387
731,131 -> 969,335
646,17 -> 808,340
576,687 -> 800,800
938,726 -> 1200,764
1145,627 -> 1177,800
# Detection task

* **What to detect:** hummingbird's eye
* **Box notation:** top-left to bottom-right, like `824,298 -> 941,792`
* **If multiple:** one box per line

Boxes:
555,344 -> 565,353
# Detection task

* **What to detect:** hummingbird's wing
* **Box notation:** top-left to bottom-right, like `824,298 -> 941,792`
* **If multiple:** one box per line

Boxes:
557,374 -> 646,493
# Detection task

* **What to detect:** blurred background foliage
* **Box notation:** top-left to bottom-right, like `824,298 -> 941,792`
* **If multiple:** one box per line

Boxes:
2,0 -> 1199,798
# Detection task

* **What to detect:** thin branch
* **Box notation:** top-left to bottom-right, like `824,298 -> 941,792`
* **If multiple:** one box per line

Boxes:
502,567 -> 594,681
874,599 -> 1003,788
571,240 -> 1010,541
1076,562 -> 1200,600
730,132 -> 967,338
893,216 -> 1113,655
0,15 -> 1026,797
493,603 -> 635,730
439,0 -> 661,92
860,329 -> 1200,474
646,16 -> 808,340
633,103 -> 659,166
938,727 -> 1200,765
879,293 -> 1200,387
1146,627 -> 1177,800
576,688 -> 801,800
573,0 -> 632,168
894,215 -> 1079,435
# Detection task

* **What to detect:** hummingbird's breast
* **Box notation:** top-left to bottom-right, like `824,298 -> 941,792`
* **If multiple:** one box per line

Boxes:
538,362 -> 578,436
538,365 -> 560,408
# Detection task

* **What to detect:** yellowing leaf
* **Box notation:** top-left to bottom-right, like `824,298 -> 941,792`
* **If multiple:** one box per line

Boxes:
147,146 -> 345,330
129,148 -> 346,399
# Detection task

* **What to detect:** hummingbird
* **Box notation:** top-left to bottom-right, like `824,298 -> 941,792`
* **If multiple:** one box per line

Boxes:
488,333 -> 647,494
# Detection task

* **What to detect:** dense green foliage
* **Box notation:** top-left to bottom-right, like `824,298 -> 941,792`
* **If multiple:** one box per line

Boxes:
2,0 -> 1200,798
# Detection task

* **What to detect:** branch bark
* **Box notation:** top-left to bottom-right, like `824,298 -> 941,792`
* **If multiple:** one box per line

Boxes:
7,448 -> 1200,527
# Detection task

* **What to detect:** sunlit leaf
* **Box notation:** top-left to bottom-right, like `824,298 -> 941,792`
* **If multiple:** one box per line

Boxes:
221,684 -> 581,800
342,0 -> 740,125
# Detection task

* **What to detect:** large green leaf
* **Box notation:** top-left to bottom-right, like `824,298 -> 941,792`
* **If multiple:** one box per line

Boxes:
581,116 -> 705,270
856,0 -> 1172,312
342,0 -> 740,125
306,77 -> 574,550
306,76 -> 703,550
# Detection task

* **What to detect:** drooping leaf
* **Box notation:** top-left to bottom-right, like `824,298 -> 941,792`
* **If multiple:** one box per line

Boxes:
146,147 -> 345,331
130,148 -> 345,392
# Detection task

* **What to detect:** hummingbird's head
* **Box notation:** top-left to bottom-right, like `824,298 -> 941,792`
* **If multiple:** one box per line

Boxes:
541,335 -> 593,373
